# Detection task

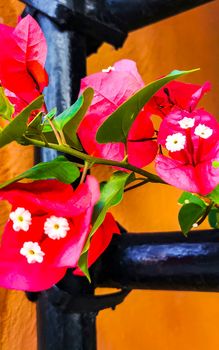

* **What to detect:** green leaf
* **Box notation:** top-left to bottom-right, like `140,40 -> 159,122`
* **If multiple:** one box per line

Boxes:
0,95 -> 44,148
26,108 -> 58,143
208,208 -> 219,229
25,112 -> 44,138
78,171 -> 132,280
45,108 -> 57,120
96,69 -> 199,144
213,161 -> 219,168
208,185 -> 219,204
178,203 -> 205,236
62,88 -> 94,149
0,87 -> 14,121
43,88 -> 94,149
178,192 -> 206,207
0,156 -> 80,189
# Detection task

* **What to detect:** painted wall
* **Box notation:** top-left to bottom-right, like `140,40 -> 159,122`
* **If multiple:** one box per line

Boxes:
0,1 -> 219,349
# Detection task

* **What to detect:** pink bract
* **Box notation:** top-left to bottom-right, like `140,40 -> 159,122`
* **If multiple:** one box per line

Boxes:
78,59 -> 158,168
0,15 -> 48,114
155,109 -> 219,195
74,212 -> 120,276
146,80 -> 210,118
0,176 -> 104,291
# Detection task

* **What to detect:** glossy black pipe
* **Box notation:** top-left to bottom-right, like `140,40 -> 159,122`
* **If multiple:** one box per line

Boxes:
103,0 -> 214,32
94,230 -> 219,292
37,285 -> 97,350
22,1 -> 217,349
31,11 -> 86,162
23,7 -> 98,350
22,0 -> 214,51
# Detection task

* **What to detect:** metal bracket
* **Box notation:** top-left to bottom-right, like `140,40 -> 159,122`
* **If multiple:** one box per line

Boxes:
21,0 -> 214,53
44,286 -> 131,313
21,0 -> 127,49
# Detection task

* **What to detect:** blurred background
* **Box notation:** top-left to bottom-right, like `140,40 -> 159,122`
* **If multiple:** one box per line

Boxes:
0,0 -> 219,349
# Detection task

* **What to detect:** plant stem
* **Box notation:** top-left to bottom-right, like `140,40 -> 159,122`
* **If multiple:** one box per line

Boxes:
80,161 -> 89,184
59,129 -> 67,145
197,201 -> 214,226
47,118 -> 63,145
24,137 -> 166,184
124,179 -> 149,192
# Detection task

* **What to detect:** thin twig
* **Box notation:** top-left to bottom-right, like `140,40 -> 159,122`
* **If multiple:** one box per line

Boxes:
24,136 -> 166,184
80,161 -> 89,184
197,201 -> 214,226
124,179 -> 149,192
47,118 -> 62,145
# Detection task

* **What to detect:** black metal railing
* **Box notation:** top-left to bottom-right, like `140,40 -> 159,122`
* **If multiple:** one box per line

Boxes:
21,1 -> 216,349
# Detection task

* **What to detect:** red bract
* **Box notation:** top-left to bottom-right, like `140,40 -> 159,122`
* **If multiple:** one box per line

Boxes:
74,212 -> 120,276
0,176 -> 104,291
146,81 -> 210,118
0,15 -> 48,114
155,109 -> 219,195
78,59 -> 158,168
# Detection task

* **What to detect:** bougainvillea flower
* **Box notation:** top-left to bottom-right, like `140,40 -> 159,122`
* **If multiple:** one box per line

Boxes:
0,15 -> 48,114
0,176 -> 103,291
146,80 -> 210,118
78,59 -> 158,168
74,212 -> 120,276
155,108 -> 219,195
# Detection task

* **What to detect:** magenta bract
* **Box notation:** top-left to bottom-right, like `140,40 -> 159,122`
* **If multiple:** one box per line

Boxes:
146,80 -> 210,118
155,109 -> 219,195
0,177 -> 107,291
0,15 -> 48,115
78,59 -> 158,168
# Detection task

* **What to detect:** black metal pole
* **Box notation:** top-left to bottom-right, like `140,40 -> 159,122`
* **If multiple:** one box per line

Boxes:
33,228 -> 219,349
95,230 -> 219,292
22,0 -> 214,52
30,11 -> 87,162
23,6 -> 98,350
37,285 -> 97,350
37,293 -> 97,350
102,0 -> 214,32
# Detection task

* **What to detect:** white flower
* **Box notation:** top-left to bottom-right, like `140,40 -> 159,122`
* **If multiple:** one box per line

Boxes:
192,223 -> 199,228
20,242 -> 45,264
9,207 -> 32,232
179,117 -> 195,129
102,66 -> 115,73
44,216 -> 70,240
194,124 -> 213,139
165,133 -> 186,152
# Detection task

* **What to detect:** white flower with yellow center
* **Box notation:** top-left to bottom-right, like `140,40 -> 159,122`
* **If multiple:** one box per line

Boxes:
9,207 -> 32,232
179,117 -> 195,129
194,124 -> 213,139
165,133 -> 186,152
20,242 -> 45,264
102,66 -> 115,73
44,216 -> 70,240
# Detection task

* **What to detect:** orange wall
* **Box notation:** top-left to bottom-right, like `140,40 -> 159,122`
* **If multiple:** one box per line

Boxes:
0,2 -> 36,350
1,1 -> 219,349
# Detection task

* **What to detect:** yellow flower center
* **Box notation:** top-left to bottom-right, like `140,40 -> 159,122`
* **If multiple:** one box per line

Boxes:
28,250 -> 35,256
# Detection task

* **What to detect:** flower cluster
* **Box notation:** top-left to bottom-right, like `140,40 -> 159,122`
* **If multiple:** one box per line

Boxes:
79,61 -> 218,195
0,177 -> 119,291
156,109 -> 219,195
0,15 -> 218,292
78,59 -> 158,168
